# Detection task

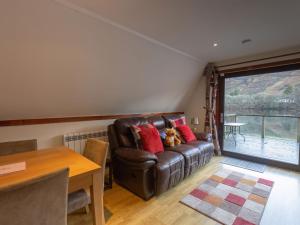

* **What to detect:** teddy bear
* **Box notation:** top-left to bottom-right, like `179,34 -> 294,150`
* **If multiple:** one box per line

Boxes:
165,128 -> 181,147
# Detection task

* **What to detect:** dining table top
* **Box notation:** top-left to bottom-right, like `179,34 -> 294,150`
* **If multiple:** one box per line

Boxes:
0,146 -> 101,190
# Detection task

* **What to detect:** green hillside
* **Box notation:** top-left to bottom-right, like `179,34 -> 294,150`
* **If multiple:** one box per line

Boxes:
225,70 -> 300,117
224,70 -> 300,139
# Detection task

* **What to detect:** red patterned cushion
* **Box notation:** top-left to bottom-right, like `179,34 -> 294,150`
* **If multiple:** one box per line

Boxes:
131,124 -> 156,149
137,124 -> 164,154
169,117 -> 186,128
176,125 -> 196,143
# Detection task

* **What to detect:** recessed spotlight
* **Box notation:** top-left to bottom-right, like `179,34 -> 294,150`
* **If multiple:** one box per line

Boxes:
213,43 -> 218,47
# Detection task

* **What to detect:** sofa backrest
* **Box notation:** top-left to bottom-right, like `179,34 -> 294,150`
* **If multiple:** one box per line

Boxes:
163,114 -> 186,127
114,117 -> 149,148
112,114 -> 185,148
147,116 -> 166,131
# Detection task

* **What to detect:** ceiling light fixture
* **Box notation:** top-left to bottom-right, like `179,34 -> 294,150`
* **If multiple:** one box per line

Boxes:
213,43 -> 218,47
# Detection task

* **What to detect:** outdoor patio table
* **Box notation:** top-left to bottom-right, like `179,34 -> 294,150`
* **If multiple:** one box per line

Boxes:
224,122 -> 247,144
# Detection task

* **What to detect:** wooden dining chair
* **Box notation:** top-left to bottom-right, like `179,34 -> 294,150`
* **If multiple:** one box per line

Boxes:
0,139 -> 37,156
68,139 -> 108,223
0,168 -> 69,225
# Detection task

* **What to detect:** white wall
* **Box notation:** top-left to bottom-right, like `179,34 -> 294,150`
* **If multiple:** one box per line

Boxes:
184,75 -> 207,131
0,120 -> 113,149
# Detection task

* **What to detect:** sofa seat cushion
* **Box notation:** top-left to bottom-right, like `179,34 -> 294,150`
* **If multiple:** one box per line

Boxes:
166,144 -> 201,177
188,140 -> 214,152
187,141 -> 214,166
155,151 -> 185,195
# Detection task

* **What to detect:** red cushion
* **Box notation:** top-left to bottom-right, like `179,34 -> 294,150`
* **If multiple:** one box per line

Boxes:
176,125 -> 196,143
170,117 -> 186,128
139,125 -> 164,154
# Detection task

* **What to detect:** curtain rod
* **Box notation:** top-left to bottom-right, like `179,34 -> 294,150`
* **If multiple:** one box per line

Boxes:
217,51 -> 300,68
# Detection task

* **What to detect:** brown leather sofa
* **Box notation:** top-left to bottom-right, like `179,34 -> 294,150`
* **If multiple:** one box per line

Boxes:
108,114 -> 214,200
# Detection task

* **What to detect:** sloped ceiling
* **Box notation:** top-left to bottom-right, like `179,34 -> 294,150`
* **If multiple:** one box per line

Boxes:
65,0 -> 300,62
1,0 -> 300,120
0,0 -> 204,120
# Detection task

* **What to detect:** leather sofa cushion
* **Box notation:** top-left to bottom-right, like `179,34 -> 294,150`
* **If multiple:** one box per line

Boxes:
155,151 -> 185,195
188,140 -> 214,152
166,144 -> 200,177
147,116 -> 166,131
165,144 -> 199,157
115,148 -> 158,163
114,117 -> 148,148
156,151 -> 184,169
163,114 -> 186,128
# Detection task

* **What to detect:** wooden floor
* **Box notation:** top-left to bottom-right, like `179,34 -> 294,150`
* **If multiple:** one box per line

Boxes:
68,156 -> 300,225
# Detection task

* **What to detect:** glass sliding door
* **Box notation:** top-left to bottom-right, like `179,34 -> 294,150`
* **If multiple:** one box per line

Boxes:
220,65 -> 300,169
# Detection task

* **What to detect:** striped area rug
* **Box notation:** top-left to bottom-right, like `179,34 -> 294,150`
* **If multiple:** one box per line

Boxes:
180,169 -> 274,225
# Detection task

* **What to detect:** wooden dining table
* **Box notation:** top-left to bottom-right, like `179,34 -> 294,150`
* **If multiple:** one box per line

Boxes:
0,146 -> 103,225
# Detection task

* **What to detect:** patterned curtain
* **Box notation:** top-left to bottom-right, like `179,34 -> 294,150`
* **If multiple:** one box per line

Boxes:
204,63 -> 221,155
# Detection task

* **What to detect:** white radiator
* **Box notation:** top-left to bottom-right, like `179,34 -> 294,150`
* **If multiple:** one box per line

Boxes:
63,130 -> 108,154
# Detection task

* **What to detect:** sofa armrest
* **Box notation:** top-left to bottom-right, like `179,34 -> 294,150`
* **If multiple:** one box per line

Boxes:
115,148 -> 158,163
194,132 -> 213,143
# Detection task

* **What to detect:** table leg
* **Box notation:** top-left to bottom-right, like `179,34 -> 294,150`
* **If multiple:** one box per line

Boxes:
238,126 -> 246,142
90,171 -> 104,225
233,126 -> 237,145
228,126 -> 236,145
108,162 -> 113,189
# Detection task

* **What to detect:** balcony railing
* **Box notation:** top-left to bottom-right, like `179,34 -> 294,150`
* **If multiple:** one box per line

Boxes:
224,114 -> 300,142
